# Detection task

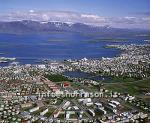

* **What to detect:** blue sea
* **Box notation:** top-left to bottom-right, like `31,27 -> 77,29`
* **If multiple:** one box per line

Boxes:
0,32 -> 148,66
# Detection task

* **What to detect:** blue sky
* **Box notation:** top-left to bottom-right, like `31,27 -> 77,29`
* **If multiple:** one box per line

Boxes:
1,0 -> 150,17
0,0 -> 150,29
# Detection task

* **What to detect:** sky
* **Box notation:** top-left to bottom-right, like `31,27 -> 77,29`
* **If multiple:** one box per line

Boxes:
0,0 -> 150,29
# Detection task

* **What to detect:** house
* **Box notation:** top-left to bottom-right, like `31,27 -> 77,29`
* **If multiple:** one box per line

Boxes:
21,102 -> 32,108
63,82 -> 71,88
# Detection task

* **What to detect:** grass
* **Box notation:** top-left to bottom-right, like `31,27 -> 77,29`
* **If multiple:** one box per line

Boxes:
104,79 -> 150,95
22,106 -> 34,111
90,74 -> 137,83
95,109 -> 104,117
55,99 -> 63,105
109,77 -> 137,83
70,113 -> 78,119
31,107 -> 44,115
58,113 -> 65,119
44,74 -> 72,82
44,108 -> 55,117
32,120 -> 41,123
71,82 -> 81,87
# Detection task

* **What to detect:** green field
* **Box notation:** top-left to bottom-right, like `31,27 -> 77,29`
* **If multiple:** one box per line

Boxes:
108,77 -> 137,83
44,108 -> 55,117
104,79 -> 150,95
45,74 -> 72,82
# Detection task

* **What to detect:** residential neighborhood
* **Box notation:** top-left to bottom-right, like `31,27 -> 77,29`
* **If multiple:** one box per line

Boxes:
0,44 -> 150,122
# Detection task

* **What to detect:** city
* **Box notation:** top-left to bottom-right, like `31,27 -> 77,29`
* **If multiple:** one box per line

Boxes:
0,0 -> 150,123
0,44 -> 150,122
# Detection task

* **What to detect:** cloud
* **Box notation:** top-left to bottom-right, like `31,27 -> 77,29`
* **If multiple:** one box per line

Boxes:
81,14 -> 100,19
135,12 -> 150,16
42,14 -> 49,21
0,10 -> 150,29
29,10 -> 34,13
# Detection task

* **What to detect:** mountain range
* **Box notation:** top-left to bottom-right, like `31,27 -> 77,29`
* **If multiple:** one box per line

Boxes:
0,20 -> 150,38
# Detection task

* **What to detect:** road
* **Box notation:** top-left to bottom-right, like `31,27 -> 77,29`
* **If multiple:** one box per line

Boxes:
71,99 -> 95,121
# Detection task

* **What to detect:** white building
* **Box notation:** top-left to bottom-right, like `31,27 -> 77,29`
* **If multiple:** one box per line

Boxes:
29,107 -> 39,113
40,108 -> 48,116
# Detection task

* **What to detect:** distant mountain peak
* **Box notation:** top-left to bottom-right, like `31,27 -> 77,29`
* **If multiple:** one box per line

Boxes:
0,10 -> 149,29
0,20 -> 149,36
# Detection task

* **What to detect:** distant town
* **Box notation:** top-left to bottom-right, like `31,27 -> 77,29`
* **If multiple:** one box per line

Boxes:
0,44 -> 150,122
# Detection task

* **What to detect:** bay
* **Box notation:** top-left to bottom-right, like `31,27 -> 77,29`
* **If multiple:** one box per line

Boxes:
0,32 -> 147,66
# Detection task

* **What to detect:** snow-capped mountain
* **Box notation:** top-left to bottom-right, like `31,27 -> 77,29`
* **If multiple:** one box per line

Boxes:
0,20 -> 102,33
0,20 -> 149,38
1,10 -> 150,29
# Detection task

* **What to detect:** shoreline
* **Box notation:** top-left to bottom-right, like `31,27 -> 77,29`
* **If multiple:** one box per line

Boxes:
0,44 -> 149,80
0,44 -> 123,66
